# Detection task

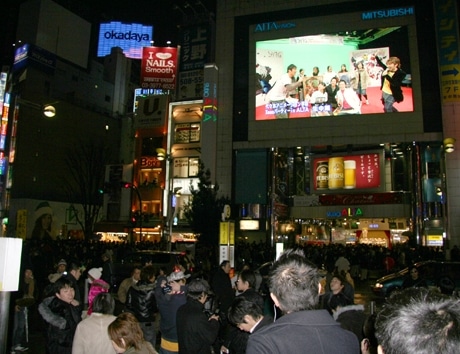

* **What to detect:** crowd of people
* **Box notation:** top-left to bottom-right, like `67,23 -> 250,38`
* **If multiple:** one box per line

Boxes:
8,237 -> 458,353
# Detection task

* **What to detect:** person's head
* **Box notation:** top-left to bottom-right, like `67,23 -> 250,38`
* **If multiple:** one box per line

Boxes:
408,266 -> 419,280
187,279 -> 212,303
220,260 -> 231,274
286,64 -> 297,77
24,268 -> 34,280
341,64 -> 348,72
228,297 -> 264,332
339,80 -> 347,90
330,77 -> 338,86
108,312 -> 145,353
68,262 -> 83,280
375,287 -> 460,354
269,248 -> 320,314
327,65 -> 333,72
317,82 -> 325,92
102,251 -> 112,262
158,266 -> 167,277
140,265 -> 156,283
167,270 -> 190,292
132,267 -> 141,281
236,269 -> 257,293
312,66 -> 319,75
54,277 -> 75,303
92,292 -> 115,315
88,267 -> 102,283
299,68 -> 304,76
34,202 -> 53,231
357,62 -> 364,69
386,56 -> 400,71
330,274 -> 346,295
57,259 -> 67,273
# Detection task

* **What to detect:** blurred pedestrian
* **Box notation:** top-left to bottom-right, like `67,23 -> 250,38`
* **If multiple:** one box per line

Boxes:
401,266 -> 427,289
72,293 -> 116,354
246,249 -> 359,353
322,274 -> 354,315
86,267 -> 110,316
125,265 -> 158,349
11,267 -> 36,353
39,277 -> 82,354
154,270 -> 189,353
108,312 -> 158,354
101,251 -> 113,287
116,266 -> 141,314
176,279 -> 220,354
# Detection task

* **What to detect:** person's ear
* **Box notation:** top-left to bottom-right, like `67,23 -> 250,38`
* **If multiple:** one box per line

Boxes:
270,292 -> 280,307
377,344 -> 385,354
121,338 -> 126,348
318,282 -> 322,295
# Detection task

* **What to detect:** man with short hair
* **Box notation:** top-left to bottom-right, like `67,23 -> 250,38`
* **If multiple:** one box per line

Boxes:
176,279 -> 220,354
246,248 -> 359,353
117,266 -> 141,305
374,287 -> 460,354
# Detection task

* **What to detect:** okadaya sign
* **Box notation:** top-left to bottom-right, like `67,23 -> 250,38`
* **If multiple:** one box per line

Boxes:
141,47 -> 178,90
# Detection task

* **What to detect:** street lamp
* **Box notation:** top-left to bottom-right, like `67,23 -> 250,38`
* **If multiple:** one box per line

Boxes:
17,98 -> 58,118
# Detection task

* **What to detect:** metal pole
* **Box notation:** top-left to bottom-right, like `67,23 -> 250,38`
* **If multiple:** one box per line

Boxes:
0,291 -> 11,354
132,185 -> 142,240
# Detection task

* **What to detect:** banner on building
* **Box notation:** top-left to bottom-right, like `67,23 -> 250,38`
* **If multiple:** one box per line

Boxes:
141,47 -> 178,90
134,95 -> 168,128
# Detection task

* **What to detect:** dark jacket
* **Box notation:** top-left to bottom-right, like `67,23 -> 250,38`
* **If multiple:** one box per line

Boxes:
246,309 -> 359,354
211,268 -> 234,315
176,299 -> 220,354
154,275 -> 186,341
126,280 -> 157,322
38,296 -> 82,354
376,56 -> 406,103
333,304 -> 367,343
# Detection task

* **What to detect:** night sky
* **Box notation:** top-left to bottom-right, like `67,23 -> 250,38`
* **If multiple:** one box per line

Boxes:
0,0 -> 216,67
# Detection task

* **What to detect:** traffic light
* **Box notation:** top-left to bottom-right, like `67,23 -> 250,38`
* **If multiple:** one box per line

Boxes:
120,181 -> 132,189
98,182 -> 114,194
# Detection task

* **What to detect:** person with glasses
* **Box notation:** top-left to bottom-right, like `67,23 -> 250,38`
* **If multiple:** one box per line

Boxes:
155,270 -> 190,353
402,266 -> 427,289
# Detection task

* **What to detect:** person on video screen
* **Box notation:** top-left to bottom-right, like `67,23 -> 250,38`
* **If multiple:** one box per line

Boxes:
376,56 -> 406,113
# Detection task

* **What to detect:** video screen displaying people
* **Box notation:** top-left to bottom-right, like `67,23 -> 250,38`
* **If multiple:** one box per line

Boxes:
255,26 -> 413,120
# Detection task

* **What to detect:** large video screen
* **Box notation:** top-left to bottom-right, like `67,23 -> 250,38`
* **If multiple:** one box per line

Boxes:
251,7 -> 417,121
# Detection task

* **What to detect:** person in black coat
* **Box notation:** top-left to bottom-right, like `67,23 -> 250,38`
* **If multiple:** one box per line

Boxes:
211,260 -> 234,317
125,265 -> 157,349
176,279 -> 220,354
38,277 -> 82,354
224,297 -> 273,354
375,55 -> 406,112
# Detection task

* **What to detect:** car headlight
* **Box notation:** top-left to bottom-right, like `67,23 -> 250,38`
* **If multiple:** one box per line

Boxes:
374,283 -> 383,288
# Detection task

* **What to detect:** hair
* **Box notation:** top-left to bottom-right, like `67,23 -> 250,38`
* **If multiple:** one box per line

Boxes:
239,269 -> 257,289
286,64 -> 297,72
339,79 -> 347,85
68,262 -> 81,272
375,287 -> 460,354
131,266 -> 141,275
54,276 -> 73,293
220,260 -> 230,268
386,56 -> 401,67
140,265 -> 156,282
228,297 -> 264,326
92,292 -> 115,315
108,312 -> 145,351
340,64 -> 348,71
269,248 -> 319,313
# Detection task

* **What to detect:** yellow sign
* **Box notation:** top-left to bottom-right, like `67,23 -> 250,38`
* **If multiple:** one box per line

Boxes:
16,209 -> 28,239
440,65 -> 460,103
219,221 -> 235,245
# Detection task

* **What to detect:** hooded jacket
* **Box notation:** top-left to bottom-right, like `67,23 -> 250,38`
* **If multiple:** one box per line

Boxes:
125,280 -> 157,322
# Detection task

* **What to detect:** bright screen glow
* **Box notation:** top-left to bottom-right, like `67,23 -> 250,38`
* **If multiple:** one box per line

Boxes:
255,25 -> 413,120
97,22 -> 153,59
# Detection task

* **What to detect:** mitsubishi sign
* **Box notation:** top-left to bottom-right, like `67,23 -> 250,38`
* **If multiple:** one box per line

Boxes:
97,21 -> 153,59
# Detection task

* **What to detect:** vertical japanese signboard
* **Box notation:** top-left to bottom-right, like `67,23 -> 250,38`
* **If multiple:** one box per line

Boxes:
178,24 -> 212,99
435,0 -> 460,103
141,47 -> 178,90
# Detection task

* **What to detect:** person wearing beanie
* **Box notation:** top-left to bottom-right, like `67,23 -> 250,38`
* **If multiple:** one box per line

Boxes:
87,267 -> 109,316
31,201 -> 54,240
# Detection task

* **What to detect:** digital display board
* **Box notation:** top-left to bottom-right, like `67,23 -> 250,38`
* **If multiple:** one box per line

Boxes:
253,10 -> 415,120
97,22 -> 153,59
311,151 -> 384,194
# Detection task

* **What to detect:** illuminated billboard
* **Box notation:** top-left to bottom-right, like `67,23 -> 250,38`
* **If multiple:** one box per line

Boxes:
97,22 -> 153,59
253,11 -> 415,120
233,4 -> 441,142
311,151 -> 384,194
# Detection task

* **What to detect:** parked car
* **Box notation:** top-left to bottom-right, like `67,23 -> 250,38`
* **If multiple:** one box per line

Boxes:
111,250 -> 191,292
371,260 -> 460,297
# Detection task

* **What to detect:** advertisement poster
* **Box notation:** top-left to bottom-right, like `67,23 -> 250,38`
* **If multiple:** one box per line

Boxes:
141,46 -> 178,90
312,153 -> 381,192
